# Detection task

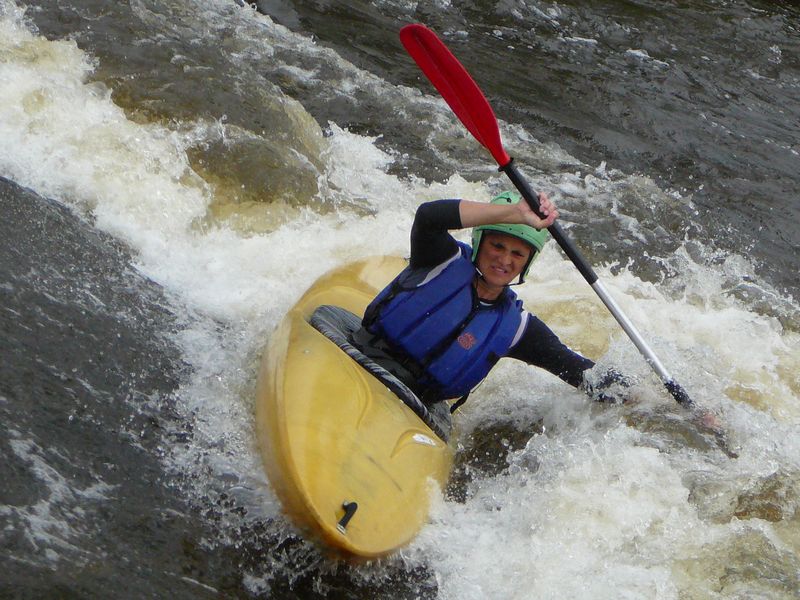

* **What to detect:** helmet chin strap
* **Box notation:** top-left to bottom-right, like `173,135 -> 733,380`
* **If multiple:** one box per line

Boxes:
508,252 -> 535,286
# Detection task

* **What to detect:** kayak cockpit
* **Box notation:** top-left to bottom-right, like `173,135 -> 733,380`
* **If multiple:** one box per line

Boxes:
308,304 -> 451,442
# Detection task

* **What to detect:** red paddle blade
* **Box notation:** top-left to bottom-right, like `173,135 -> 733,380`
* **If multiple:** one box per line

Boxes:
400,24 -> 511,167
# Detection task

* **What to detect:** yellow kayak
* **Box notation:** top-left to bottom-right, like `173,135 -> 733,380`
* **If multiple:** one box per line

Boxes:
255,257 -> 455,558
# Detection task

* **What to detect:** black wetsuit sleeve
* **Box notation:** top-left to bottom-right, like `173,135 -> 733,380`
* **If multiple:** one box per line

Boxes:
409,199 -> 462,269
507,315 -> 595,387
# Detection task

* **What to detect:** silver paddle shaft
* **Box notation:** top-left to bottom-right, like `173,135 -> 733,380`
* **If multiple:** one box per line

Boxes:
591,279 -> 674,384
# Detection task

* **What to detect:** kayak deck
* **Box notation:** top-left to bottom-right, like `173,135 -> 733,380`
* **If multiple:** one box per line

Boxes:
255,257 -> 455,558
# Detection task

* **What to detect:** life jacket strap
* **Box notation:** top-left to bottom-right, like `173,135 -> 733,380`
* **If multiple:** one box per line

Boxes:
418,287 -> 481,369
449,392 -> 470,414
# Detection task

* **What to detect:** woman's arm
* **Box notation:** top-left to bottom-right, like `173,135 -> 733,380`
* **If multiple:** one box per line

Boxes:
409,193 -> 559,269
510,316 -> 634,402
409,199 -> 462,268
458,192 -> 558,229
507,315 -> 595,387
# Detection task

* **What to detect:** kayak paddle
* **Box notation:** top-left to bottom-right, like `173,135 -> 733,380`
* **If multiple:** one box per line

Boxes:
399,23 -> 693,408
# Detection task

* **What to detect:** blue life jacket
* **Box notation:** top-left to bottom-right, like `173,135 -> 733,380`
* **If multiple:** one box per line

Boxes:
364,243 -> 523,400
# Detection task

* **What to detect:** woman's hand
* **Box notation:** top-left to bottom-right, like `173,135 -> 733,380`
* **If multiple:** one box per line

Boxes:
519,192 -> 559,230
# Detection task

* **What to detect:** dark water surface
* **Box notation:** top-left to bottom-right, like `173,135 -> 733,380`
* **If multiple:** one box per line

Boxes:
0,175 -> 435,599
256,0 -> 800,297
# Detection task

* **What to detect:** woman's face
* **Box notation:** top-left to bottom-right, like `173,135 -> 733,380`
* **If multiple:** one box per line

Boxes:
475,232 -> 532,297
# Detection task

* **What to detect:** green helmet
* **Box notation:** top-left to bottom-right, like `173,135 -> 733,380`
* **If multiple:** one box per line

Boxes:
471,191 -> 550,283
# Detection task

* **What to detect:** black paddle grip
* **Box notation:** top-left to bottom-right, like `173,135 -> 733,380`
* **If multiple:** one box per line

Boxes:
666,379 -> 694,408
500,159 -> 598,285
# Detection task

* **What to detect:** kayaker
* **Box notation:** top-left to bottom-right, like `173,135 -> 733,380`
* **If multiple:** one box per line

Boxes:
352,191 -> 624,411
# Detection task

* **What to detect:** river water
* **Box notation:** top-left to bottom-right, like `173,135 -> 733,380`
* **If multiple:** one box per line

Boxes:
1,0 -> 799,598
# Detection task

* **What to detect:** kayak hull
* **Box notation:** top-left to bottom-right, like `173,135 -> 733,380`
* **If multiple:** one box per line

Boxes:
255,257 -> 454,558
